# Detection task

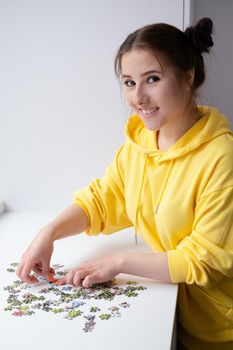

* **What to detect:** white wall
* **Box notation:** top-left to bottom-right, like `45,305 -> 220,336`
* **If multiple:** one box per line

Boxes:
0,0 -> 186,212
192,0 -> 233,126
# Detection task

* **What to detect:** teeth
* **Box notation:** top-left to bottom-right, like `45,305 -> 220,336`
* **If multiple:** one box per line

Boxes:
141,107 -> 159,115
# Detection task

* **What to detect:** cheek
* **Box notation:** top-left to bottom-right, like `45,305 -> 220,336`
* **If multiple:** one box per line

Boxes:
124,90 -> 133,107
160,85 -> 183,107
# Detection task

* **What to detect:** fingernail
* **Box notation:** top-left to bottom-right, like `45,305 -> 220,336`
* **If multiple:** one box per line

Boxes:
48,276 -> 56,283
56,279 -> 62,285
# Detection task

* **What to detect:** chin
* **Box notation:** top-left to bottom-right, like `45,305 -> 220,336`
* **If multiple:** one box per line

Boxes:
143,122 -> 161,131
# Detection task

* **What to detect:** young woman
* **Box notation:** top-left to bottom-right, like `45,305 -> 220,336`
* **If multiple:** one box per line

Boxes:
17,18 -> 233,349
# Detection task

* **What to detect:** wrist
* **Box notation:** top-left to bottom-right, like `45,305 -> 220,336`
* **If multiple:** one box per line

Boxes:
37,223 -> 59,242
114,253 -> 127,274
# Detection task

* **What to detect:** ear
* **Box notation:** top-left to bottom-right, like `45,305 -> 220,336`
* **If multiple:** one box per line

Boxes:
185,68 -> 195,89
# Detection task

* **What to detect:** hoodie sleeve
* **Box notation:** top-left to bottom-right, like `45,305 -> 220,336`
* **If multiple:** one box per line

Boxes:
168,159 -> 233,289
73,144 -> 133,235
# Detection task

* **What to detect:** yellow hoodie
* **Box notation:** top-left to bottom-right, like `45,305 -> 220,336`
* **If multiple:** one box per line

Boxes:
73,105 -> 233,349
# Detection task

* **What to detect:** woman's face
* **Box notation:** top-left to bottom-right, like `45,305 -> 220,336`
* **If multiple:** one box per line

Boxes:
121,49 -> 193,131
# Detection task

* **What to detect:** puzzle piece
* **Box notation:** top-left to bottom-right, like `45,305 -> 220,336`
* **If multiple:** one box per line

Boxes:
4,262 -> 147,333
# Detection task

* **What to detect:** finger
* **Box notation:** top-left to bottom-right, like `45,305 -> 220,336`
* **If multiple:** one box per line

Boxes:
50,267 -> 55,274
31,263 -> 55,278
21,262 -> 39,284
73,269 -> 90,287
63,269 -> 76,285
32,264 -> 43,276
16,261 -> 24,279
47,268 -> 56,282
42,261 -> 54,281
82,272 -> 102,289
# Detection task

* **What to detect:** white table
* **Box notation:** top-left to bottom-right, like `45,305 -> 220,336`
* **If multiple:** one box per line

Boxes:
0,212 -> 178,350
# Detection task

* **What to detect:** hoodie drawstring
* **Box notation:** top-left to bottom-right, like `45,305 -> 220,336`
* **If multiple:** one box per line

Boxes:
154,160 -> 175,215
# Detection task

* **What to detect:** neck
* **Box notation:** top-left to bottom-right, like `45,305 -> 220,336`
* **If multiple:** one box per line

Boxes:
157,107 -> 202,150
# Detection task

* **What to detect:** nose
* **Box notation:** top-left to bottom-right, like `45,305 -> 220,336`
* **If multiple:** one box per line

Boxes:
133,85 -> 148,106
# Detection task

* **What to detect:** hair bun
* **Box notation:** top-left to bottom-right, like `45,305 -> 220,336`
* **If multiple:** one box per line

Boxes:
184,17 -> 213,54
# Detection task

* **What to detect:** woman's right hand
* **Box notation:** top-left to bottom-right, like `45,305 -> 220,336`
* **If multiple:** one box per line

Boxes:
16,204 -> 89,284
16,227 -> 55,284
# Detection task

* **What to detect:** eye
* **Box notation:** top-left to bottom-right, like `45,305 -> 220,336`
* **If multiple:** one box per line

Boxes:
123,80 -> 135,87
147,75 -> 160,83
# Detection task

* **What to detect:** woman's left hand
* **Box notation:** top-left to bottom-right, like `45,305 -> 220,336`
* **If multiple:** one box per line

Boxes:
59,254 -> 123,288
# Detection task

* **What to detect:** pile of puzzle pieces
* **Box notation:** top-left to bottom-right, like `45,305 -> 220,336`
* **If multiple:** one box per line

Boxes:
4,262 -> 147,333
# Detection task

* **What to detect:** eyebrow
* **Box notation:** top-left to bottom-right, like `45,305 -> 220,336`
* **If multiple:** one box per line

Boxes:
122,69 -> 162,79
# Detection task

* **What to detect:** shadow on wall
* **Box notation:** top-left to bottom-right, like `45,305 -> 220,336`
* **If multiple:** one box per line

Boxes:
193,0 -> 233,126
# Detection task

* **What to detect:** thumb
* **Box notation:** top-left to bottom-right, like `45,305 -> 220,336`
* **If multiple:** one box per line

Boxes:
42,262 -> 54,282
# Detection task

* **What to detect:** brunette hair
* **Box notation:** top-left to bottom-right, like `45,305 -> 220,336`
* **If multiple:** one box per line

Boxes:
115,18 -> 213,96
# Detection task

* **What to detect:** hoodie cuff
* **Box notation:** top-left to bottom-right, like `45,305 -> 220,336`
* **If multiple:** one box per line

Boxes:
167,249 -> 189,283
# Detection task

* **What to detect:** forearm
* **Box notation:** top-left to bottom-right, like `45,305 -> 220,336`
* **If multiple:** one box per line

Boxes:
41,204 -> 89,241
118,252 -> 173,283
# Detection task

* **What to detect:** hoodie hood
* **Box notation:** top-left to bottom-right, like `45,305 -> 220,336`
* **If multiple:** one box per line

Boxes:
125,105 -> 233,162
125,105 -> 233,244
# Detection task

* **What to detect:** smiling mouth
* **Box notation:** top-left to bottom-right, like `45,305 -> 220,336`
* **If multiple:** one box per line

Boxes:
140,107 -> 160,115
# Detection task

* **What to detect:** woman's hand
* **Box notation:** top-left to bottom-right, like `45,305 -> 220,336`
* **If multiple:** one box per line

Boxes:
59,252 -> 172,287
59,254 -> 123,288
16,228 -> 55,284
